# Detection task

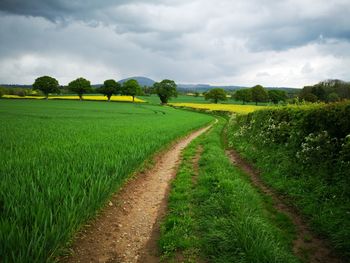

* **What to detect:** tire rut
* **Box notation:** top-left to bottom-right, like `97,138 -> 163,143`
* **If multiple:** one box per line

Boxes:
61,124 -> 213,263
226,148 -> 344,263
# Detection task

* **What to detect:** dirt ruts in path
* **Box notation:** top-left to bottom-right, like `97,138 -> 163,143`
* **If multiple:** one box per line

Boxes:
63,124 -> 212,263
226,149 -> 343,263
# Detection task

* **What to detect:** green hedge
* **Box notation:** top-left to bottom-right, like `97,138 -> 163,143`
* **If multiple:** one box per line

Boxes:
228,101 -> 350,258
233,102 -> 350,185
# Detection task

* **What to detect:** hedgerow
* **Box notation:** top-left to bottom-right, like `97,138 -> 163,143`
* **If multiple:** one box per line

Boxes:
228,101 -> 350,258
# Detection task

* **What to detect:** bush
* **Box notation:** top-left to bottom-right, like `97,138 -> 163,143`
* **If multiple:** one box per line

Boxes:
233,102 -> 350,181
0,87 -> 5,97
15,89 -> 27,97
5,87 -> 31,97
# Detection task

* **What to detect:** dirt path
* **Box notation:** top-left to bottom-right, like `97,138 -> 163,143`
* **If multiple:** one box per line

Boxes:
226,148 -> 343,263
63,124 -> 212,263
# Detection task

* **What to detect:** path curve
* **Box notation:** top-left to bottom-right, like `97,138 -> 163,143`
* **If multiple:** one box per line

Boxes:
62,123 -> 213,263
226,148 -> 343,263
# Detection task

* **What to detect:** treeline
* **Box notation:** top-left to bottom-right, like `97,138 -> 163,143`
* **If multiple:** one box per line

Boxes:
233,85 -> 287,105
201,85 -> 288,105
230,79 -> 350,105
1,76 -> 178,104
231,80 -> 350,105
299,79 -> 350,102
0,86 -> 36,97
228,101 -> 350,258
3,77 -> 350,105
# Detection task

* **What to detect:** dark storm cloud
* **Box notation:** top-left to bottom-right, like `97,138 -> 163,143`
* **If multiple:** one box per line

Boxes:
247,15 -> 350,51
1,0 -> 350,51
0,0 -> 117,21
0,0 -> 350,86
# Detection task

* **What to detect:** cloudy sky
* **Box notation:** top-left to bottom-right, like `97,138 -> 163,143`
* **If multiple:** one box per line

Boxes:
0,0 -> 349,87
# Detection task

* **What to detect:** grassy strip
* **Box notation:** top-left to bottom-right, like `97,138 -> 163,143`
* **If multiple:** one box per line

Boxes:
159,132 -> 201,262
160,118 -> 299,262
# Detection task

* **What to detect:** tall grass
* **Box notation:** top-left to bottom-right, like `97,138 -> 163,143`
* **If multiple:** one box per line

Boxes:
0,100 -> 213,262
160,118 -> 298,262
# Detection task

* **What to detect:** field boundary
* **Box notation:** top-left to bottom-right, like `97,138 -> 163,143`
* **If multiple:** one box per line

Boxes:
159,118 -> 300,262
225,148 -> 343,263
61,123 -> 214,262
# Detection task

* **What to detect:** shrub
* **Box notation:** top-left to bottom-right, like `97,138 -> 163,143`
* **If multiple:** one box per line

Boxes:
0,87 -> 5,97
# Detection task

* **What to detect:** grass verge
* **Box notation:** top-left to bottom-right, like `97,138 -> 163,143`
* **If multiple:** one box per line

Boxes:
159,117 -> 299,262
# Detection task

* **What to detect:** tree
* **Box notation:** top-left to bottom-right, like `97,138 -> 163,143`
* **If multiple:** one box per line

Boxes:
153,79 -> 178,104
32,76 -> 60,99
68,77 -> 91,100
300,80 -> 350,102
142,85 -> 154,96
233,89 -> 252,105
303,92 -> 318,102
311,85 -> 327,101
327,92 -> 340,102
0,87 -> 5,98
122,79 -> 142,102
204,88 -> 227,104
268,90 -> 287,104
334,81 -> 350,100
98,79 -> 121,102
251,85 -> 268,105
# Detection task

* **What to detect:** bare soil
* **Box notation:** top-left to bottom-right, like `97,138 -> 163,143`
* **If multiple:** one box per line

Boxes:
226,148 -> 343,263
62,125 -> 212,263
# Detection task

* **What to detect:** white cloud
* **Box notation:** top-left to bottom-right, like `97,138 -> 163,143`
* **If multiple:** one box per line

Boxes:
0,0 -> 350,87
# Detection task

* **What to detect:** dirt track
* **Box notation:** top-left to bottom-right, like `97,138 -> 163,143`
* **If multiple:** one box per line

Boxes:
226,149 -> 343,263
63,124 -> 212,263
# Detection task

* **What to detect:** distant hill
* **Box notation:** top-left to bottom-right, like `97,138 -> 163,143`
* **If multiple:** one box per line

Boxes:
0,84 -> 32,88
1,77 -> 298,92
118,76 -> 156,87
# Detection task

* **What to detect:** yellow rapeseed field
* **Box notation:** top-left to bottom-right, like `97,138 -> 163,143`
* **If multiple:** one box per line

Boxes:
169,103 -> 263,114
3,95 -> 145,103
3,95 -> 43,99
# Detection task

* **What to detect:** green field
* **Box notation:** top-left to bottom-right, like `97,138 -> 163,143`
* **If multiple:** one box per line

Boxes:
0,100 -> 213,262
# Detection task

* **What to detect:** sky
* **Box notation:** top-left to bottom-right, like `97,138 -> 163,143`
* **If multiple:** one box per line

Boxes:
0,0 -> 349,87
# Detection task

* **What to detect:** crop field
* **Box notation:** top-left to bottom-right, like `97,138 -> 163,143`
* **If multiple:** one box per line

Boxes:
2,94 -> 144,102
169,102 -> 263,114
0,99 -> 213,262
